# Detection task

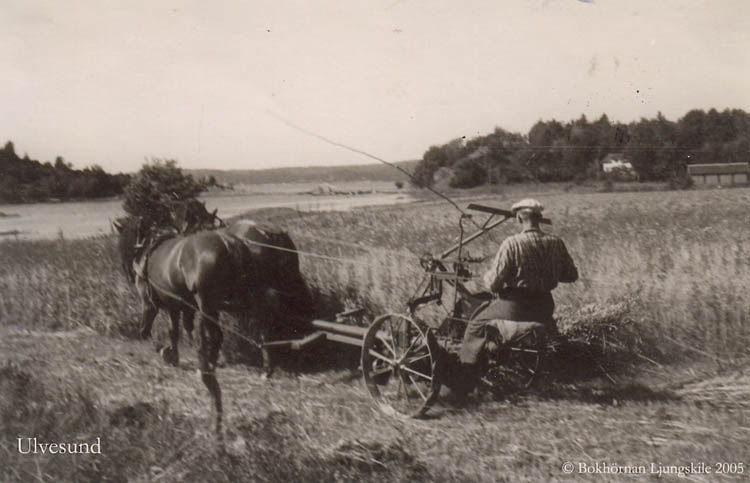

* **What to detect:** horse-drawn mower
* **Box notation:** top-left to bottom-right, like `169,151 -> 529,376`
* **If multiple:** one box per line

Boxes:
118,201 -> 553,434
262,203 -> 550,418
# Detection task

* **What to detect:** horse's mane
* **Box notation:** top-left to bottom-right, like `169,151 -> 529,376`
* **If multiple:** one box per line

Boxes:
170,199 -> 222,234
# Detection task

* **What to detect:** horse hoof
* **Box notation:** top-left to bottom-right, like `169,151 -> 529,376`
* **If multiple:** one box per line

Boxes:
160,346 -> 179,366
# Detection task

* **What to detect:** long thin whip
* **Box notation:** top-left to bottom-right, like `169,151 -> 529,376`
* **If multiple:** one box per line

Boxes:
267,111 -> 469,218
267,111 -> 510,252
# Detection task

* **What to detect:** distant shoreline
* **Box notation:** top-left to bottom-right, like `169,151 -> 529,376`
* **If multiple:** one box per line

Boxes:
0,185 -> 416,241
0,180 -> 413,207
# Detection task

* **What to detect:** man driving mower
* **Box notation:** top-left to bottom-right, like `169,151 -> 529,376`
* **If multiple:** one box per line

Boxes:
456,198 -> 578,395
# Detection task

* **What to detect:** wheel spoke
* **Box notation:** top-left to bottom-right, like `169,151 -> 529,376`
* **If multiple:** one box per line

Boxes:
400,364 -> 432,382
396,371 -> 406,398
402,332 -> 424,357
482,328 -> 543,392
409,375 -> 426,401
387,319 -> 399,359
368,349 -> 397,366
510,347 -> 539,355
375,331 -> 397,357
405,352 -> 431,365
362,314 -> 440,418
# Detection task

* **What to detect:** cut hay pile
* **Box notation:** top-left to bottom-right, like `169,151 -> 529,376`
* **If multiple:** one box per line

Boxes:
552,298 -> 658,377
674,370 -> 750,409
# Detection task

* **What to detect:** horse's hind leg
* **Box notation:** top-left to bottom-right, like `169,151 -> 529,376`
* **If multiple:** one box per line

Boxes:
206,317 -> 223,369
182,309 -> 195,341
260,320 -> 273,379
140,302 -> 158,340
249,312 -> 273,379
160,309 -> 181,366
257,291 -> 282,379
197,309 -> 223,438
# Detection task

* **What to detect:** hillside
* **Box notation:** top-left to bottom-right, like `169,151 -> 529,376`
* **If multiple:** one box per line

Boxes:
188,160 -> 419,186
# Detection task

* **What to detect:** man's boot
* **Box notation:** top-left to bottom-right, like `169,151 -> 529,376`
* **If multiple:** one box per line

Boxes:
451,362 -> 479,402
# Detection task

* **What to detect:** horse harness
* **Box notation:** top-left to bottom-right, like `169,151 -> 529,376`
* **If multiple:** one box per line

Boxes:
133,230 -> 178,305
133,225 -> 294,314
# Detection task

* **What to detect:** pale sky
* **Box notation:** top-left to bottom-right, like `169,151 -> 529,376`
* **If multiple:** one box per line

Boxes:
2,0 -> 749,172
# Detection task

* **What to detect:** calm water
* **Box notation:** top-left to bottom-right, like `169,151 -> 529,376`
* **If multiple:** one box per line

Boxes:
0,184 -> 414,240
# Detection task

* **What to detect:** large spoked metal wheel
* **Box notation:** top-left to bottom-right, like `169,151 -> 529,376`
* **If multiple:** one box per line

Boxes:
482,328 -> 543,392
361,313 -> 440,418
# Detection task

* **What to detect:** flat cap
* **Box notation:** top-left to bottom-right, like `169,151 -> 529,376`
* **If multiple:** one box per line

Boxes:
511,198 -> 544,214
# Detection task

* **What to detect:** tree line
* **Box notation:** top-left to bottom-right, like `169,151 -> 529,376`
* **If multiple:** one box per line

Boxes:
0,143 -> 226,204
5,107 -> 749,203
412,108 -> 750,188
0,141 -> 131,203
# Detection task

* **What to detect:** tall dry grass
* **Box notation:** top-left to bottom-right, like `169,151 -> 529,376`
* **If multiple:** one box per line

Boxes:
2,187 -> 749,482
268,188 -> 750,361
2,187 -> 749,361
550,190 -> 750,359
0,236 -> 142,337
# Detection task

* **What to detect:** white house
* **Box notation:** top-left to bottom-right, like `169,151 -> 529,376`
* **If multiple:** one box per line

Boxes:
600,153 -> 634,173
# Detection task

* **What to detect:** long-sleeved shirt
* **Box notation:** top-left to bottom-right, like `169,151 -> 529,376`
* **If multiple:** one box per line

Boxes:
482,228 -> 578,293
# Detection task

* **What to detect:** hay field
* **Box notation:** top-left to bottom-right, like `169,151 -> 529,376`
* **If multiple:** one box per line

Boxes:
274,186 -> 750,360
1,186 -> 749,482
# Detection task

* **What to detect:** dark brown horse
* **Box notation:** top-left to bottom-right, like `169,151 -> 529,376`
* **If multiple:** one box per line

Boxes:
113,217 -> 311,436
169,199 -> 223,234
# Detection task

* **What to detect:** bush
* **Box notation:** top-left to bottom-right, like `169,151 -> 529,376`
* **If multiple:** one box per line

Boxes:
122,159 -> 204,226
667,172 -> 694,190
598,178 -> 614,192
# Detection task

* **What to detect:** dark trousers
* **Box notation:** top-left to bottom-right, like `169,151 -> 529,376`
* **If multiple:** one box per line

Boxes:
459,290 -> 554,365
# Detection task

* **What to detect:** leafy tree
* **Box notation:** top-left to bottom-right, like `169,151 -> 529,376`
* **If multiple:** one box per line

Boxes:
722,135 -> 750,164
0,140 -> 129,203
560,115 -> 600,181
0,174 -> 21,202
624,119 -> 661,181
1,141 -> 16,159
482,128 -> 527,183
653,113 -> 681,179
54,156 -> 72,171
451,157 -> 487,188
409,108 -> 750,187
591,114 -> 618,166
123,159 -> 205,226
676,109 -> 706,156
526,120 -> 566,181
412,138 -> 465,187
